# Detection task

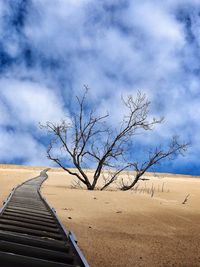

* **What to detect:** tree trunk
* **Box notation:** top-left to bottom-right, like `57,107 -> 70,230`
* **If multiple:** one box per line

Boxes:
86,183 -> 95,190
121,176 -> 140,191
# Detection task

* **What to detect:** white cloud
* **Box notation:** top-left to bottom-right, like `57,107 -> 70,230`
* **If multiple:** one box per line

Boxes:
0,129 -> 51,166
0,101 -> 11,126
128,2 -> 184,43
0,78 -> 67,126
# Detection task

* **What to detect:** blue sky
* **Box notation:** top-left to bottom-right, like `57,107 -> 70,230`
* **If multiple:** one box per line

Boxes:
0,0 -> 200,174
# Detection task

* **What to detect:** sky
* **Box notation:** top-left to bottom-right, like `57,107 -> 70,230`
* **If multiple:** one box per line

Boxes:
0,0 -> 200,174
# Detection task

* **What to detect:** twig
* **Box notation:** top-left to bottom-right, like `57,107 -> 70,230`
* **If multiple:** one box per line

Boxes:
182,194 -> 190,204
161,182 -> 165,192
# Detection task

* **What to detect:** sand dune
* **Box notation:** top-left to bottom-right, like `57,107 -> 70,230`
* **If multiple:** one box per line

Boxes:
0,165 -> 200,266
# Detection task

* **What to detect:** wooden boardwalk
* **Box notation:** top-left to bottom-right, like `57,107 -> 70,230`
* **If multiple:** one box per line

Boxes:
0,169 -> 89,267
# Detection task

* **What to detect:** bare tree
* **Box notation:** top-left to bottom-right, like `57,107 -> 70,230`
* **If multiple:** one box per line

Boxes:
41,87 -> 188,190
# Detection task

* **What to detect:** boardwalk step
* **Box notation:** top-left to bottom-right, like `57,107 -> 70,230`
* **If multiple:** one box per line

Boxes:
0,218 -> 60,233
5,208 -> 53,219
0,240 -> 74,264
3,210 -> 56,223
6,206 -> 51,215
8,202 -> 47,210
0,223 -> 64,240
0,230 -> 70,252
0,251 -> 76,267
1,214 -> 58,228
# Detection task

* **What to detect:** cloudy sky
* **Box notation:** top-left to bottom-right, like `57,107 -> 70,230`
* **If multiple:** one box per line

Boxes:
0,0 -> 200,174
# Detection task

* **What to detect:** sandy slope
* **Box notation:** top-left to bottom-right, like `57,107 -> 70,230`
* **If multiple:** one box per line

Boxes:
0,165 -> 200,267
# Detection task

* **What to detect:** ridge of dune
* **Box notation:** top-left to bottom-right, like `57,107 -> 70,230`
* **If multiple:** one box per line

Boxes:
0,163 -> 199,178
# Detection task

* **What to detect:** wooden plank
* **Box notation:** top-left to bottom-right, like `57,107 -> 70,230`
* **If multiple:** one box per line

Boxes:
6,206 -> 51,215
0,230 -> 69,252
3,210 -> 56,223
0,240 -> 74,264
0,223 -> 64,240
5,208 -> 53,219
0,218 -> 60,233
0,251 -> 76,267
1,214 -> 58,228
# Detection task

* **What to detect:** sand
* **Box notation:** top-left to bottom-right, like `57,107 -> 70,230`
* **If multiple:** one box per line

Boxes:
0,164 -> 200,266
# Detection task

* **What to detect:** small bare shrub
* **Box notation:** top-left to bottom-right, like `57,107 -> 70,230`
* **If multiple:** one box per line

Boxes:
71,179 -> 84,189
